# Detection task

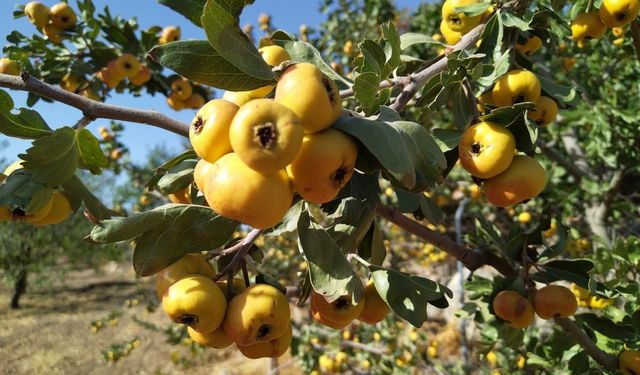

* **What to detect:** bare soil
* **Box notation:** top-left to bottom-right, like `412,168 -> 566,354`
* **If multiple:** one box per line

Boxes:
0,264 -> 302,375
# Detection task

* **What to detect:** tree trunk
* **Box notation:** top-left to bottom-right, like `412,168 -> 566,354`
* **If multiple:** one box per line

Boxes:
10,269 -> 27,309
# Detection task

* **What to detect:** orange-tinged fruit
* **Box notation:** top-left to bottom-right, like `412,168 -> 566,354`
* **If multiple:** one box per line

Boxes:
162,275 -> 227,333
168,188 -> 192,204
31,191 -> 73,226
184,93 -> 206,109
492,290 -> 535,329
458,121 -> 516,179
287,128 -> 358,204
0,58 -> 20,76
571,12 -> 607,41
50,2 -> 77,30
160,26 -> 181,44
155,253 -> 215,298
97,67 -> 121,89
25,2 -> 50,28
275,62 -> 341,134
441,0 -> 483,33
619,350 -> 640,375
129,65 -> 152,86
492,70 -> 541,107
516,36 -> 543,55
43,23 -> 64,43
612,26 -> 626,37
193,159 -> 213,192
189,99 -> 238,164
223,284 -> 291,346
483,155 -> 547,207
0,206 -> 11,221
311,292 -> 364,329
113,54 -> 141,79
599,0 -> 640,27
188,326 -> 233,349
60,73 -> 80,92
532,285 -> 578,319
528,96 -> 558,127
359,281 -> 390,324
237,323 -> 293,359
229,99 -> 303,174
167,94 -> 185,111
216,278 -> 247,300
171,78 -> 193,101
13,196 -> 54,223
204,153 -> 293,229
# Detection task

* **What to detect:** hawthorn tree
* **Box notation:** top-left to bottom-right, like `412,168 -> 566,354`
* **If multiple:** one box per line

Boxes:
0,0 -> 639,374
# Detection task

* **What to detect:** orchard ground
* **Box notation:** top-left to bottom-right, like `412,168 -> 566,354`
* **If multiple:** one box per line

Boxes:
0,265 -> 300,375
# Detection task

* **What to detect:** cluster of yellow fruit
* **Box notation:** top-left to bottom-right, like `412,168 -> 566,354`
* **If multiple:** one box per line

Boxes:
310,281 -> 390,329
158,26 -> 180,45
156,253 -> 293,359
492,285 -> 577,329
97,54 -> 151,89
570,283 -> 614,309
189,45 -> 357,229
439,0 -> 492,45
166,78 -> 205,111
0,161 -> 73,225
23,1 -> 76,43
571,0 -> 640,46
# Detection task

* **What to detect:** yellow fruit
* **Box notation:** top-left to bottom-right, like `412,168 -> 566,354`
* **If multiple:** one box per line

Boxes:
162,275 -> 227,333
588,296 -> 613,309
528,96 -> 558,127
97,67 -> 121,89
30,191 -> 73,226
167,95 -> 185,111
492,290 -> 535,329
477,91 -> 494,113
25,2 -> 50,28
60,73 -> 80,92
532,285 -> 578,319
183,93 -> 206,109
612,26 -> 626,37
486,350 -> 498,367
563,57 -> 577,70
193,159 -> 213,192
319,354 -> 337,373
188,326 -> 233,349
189,99 -> 238,164
129,65 -> 152,86
599,0 -> 640,27
171,78 -> 193,101
168,188 -> 192,204
492,70 -> 541,107
275,62 -> 341,134
155,253 -> 215,298
440,20 -> 462,45
229,99 -> 303,174
358,281 -> 390,324
571,12 -> 607,41
517,355 -> 526,369
246,45 -> 292,98
3,160 -> 24,176
613,36 -> 625,45
518,211 -> 532,224
113,53 -> 141,79
223,91 -> 254,107
0,206 -> 12,221
43,23 -> 63,43
458,121 -> 516,179
223,284 -> 291,346
0,58 -> 20,76
237,323 -> 292,359
50,2 -> 76,30
441,0 -> 483,33
516,36 -> 543,55
483,155 -> 547,207
204,153 -> 293,229
311,292 -> 364,329
620,350 -> 640,375
159,26 -> 181,44
287,128 -> 358,204
570,283 -> 590,300
13,196 -> 54,223
216,278 -> 247,300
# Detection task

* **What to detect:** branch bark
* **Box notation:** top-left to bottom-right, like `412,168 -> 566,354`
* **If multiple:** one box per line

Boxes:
629,21 -> 640,63
554,317 -> 619,370
0,72 -> 190,137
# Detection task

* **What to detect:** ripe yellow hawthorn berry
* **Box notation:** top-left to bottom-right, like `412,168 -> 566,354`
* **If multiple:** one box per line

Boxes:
458,121 -> 516,179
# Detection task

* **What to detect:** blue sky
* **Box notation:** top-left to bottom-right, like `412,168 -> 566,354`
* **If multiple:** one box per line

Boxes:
1,0 -> 421,166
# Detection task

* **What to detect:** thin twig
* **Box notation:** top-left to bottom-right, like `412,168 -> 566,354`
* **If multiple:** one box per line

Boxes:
212,228 -> 263,281
554,317 -> 618,369
73,115 -> 93,130
630,21 -> 640,63
0,72 -> 189,137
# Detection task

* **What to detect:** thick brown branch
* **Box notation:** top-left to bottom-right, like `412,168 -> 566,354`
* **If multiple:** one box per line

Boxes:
0,72 -> 189,137
374,203 -> 517,276
629,21 -> 640,63
554,317 -> 619,370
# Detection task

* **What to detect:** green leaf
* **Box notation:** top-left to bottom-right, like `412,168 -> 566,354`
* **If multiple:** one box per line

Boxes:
326,198 -> 375,253
575,314 -> 639,341
76,129 -> 108,173
0,89 -> 51,139
201,0 -> 275,83
89,204 -> 238,276
297,209 -> 362,303
370,265 -> 451,327
148,40 -> 273,90
456,2 -> 492,16
480,102 -> 534,126
333,114 -> 445,192
477,11 -> 503,61
146,150 -> 198,191
157,0 -> 206,27
266,200 -> 303,237
501,11 -> 532,31
357,221 -> 387,266
353,71 -> 390,115
62,175 -> 118,221
399,32 -> 442,51
157,160 -> 196,193
532,259 -> 594,286
537,75 -> 576,104
20,127 -> 81,187
432,128 -> 463,152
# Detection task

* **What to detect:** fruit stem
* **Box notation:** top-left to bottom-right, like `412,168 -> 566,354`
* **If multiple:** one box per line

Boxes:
213,228 -> 263,282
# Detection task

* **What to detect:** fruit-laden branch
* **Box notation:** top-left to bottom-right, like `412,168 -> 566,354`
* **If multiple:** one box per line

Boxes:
0,72 -> 190,137
374,203 -> 518,277
629,21 -> 640,63
339,21 -> 487,102
554,317 -> 619,369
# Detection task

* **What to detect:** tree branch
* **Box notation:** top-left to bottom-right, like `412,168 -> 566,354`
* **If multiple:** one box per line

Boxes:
560,129 -> 593,178
374,203 -> 517,276
0,72 -> 190,137
212,228 -> 263,281
554,317 -> 619,370
536,139 -> 591,182
629,21 -> 640,63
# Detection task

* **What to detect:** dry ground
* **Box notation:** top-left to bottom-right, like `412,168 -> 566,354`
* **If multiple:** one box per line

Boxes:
0,264 -> 302,375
